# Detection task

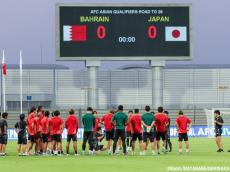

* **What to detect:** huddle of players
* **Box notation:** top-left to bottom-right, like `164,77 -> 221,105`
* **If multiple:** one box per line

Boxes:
12,106 -> 107,156
100,105 -> 192,155
14,106 -> 79,156
0,104 -> 193,156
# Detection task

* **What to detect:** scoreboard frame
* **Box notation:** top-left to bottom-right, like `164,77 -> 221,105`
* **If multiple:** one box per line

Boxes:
55,3 -> 192,61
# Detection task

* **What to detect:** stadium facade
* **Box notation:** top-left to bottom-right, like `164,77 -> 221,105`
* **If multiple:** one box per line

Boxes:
1,64 -> 230,111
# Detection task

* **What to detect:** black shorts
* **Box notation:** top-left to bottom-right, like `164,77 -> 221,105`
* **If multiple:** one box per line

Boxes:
42,134 -> 49,143
67,134 -> 77,142
0,134 -> 7,144
28,135 -> 35,143
51,134 -> 62,142
156,132 -> 166,141
36,131 -> 42,139
132,133 -> 143,141
178,133 -> 188,141
18,134 -> 27,145
215,128 -> 222,137
83,131 -> 94,145
114,129 -> 126,141
143,132 -> 155,142
126,131 -> 131,137
105,130 -> 114,141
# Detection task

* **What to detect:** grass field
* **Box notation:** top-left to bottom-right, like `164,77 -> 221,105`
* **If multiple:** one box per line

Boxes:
0,138 -> 230,172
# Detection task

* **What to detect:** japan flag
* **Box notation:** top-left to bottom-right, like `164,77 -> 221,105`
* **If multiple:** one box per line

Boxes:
165,26 -> 187,41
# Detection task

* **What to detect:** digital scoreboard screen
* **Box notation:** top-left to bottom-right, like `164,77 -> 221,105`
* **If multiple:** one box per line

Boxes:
56,4 -> 191,60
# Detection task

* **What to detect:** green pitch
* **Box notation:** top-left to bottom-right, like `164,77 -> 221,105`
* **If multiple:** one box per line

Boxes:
0,138 -> 230,172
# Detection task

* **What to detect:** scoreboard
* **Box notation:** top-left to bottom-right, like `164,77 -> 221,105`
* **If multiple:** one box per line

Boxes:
56,4 -> 191,61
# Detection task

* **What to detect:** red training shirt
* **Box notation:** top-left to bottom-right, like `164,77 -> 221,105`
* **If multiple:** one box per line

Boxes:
126,115 -> 132,132
49,117 -> 54,136
41,116 -> 49,134
34,118 -> 39,135
175,115 -> 191,133
38,112 -> 44,132
102,113 -> 114,131
65,115 -> 79,135
94,117 -> 101,133
155,113 -> 169,133
130,113 -> 142,134
49,116 -> 64,135
27,112 -> 35,124
38,112 -> 44,123
27,117 -> 35,136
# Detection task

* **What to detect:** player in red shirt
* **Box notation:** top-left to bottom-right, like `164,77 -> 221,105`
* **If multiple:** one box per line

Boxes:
26,107 -> 36,155
38,106 -> 45,123
27,106 -> 36,124
175,110 -> 192,155
34,114 -> 41,155
35,106 -> 45,154
126,110 -> 133,151
101,110 -> 114,154
41,110 -> 50,155
48,112 -> 54,152
49,110 -> 64,155
130,109 -> 144,155
27,112 -> 39,155
65,109 -> 79,156
38,106 -> 45,137
155,106 -> 169,154
93,111 -> 101,134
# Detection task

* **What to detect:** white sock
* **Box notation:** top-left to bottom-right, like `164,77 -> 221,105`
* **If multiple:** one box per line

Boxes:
179,149 -> 182,153
186,149 -> 189,153
108,149 -> 112,154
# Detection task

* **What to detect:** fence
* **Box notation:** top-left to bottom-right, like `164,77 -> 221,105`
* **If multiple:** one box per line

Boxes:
1,68 -> 230,111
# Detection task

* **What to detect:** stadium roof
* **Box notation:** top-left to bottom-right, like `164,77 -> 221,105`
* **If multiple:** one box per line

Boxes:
118,64 -> 230,70
6,64 -> 69,70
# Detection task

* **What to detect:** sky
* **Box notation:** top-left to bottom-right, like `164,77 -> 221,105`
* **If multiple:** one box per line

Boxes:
0,0 -> 230,69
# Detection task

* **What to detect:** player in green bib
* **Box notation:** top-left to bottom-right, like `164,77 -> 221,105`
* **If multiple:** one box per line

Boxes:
82,107 -> 95,155
112,105 -> 128,155
141,105 -> 156,155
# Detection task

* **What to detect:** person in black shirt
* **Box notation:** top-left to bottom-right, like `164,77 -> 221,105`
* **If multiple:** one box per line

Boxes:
214,110 -> 224,152
0,112 -> 8,156
94,127 -> 106,153
164,111 -> 172,152
15,114 -> 27,156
